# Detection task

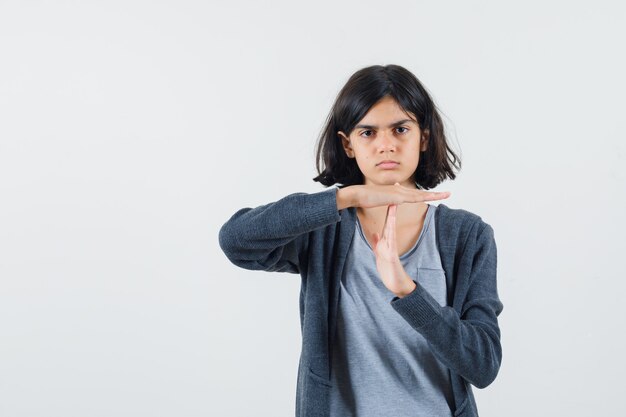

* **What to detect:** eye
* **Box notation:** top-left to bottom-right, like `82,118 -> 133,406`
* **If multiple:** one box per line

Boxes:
359,127 -> 408,138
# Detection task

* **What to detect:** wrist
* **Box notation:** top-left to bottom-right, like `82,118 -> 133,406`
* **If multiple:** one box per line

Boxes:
396,279 -> 417,298
336,186 -> 357,210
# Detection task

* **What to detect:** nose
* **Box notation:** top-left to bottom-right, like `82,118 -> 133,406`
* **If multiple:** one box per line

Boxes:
377,130 -> 396,152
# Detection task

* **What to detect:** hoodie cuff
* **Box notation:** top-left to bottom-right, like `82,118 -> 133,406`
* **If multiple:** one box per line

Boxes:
302,187 -> 342,228
390,280 -> 443,329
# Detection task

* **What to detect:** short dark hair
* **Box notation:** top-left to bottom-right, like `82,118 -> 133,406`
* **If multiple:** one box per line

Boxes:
312,64 -> 461,190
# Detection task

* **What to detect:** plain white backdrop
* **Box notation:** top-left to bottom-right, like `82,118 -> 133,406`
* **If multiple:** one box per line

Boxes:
1,1 -> 625,416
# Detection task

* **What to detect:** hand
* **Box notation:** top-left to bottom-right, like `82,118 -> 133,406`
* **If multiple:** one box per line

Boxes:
352,183 -> 450,209
371,201 -> 418,298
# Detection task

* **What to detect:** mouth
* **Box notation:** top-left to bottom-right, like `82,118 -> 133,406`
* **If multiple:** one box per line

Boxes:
377,161 -> 399,169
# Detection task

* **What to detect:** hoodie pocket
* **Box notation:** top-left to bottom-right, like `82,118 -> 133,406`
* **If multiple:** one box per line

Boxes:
453,396 -> 469,417
308,366 -> 332,388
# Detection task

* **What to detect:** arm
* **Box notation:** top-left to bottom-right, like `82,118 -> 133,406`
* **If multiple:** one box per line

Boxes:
218,187 -> 343,274
390,223 -> 503,389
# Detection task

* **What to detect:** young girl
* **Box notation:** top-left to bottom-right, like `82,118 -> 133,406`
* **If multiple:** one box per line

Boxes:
218,64 -> 503,417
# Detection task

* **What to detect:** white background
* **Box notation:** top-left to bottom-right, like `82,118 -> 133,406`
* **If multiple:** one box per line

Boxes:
1,1 -> 625,416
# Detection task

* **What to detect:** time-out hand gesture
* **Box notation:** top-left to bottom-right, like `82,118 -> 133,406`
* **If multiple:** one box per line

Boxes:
371,191 -> 418,298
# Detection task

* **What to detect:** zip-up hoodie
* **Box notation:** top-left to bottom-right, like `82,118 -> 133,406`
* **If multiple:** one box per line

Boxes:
218,186 -> 503,417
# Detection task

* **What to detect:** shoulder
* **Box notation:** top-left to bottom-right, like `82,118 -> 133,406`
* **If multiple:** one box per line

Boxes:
434,203 -> 494,241
435,203 -> 489,227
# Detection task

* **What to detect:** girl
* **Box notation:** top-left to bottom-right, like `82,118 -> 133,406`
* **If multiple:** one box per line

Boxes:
218,64 -> 503,417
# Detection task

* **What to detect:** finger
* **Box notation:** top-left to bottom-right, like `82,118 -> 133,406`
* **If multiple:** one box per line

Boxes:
435,191 -> 451,198
416,191 -> 451,202
381,205 -> 390,238
381,204 -> 395,245
386,204 -> 397,247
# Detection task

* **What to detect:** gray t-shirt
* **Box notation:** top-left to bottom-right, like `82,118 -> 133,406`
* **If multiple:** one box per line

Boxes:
329,203 -> 455,417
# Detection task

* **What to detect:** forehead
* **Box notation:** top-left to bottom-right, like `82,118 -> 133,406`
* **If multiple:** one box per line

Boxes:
358,97 -> 417,124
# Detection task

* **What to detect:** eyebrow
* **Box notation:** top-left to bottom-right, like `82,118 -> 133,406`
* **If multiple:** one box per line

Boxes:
354,119 -> 415,129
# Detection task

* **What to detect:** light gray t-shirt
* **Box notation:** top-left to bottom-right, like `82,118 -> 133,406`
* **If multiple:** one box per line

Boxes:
329,203 -> 455,417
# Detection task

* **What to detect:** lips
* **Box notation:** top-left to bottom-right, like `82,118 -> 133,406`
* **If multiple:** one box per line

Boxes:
377,161 -> 399,169
377,160 -> 399,165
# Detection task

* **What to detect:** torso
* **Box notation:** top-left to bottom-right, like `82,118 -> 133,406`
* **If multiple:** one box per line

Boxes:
356,203 -> 429,257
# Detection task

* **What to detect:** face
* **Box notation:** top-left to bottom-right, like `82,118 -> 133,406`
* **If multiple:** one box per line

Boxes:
337,96 -> 428,189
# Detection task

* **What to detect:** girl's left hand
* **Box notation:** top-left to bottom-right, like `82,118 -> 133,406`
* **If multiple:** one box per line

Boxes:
371,187 -> 418,298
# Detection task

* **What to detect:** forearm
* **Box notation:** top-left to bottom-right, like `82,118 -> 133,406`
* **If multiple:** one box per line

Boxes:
218,187 -> 341,272
390,225 -> 503,388
391,283 -> 502,388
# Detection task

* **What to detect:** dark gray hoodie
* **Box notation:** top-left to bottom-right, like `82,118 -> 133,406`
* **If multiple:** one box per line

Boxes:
218,186 -> 503,417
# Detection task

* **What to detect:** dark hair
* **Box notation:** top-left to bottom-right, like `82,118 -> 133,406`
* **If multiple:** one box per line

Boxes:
312,64 -> 461,190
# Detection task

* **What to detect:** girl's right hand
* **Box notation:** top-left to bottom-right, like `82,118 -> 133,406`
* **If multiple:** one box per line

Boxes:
352,183 -> 451,209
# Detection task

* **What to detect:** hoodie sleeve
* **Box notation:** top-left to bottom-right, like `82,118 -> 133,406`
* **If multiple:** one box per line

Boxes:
389,222 -> 503,389
218,187 -> 342,274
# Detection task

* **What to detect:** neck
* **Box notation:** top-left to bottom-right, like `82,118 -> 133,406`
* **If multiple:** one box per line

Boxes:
357,201 -> 427,224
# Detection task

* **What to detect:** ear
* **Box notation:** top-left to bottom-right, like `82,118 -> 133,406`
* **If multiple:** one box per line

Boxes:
420,128 -> 430,152
337,131 -> 355,158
